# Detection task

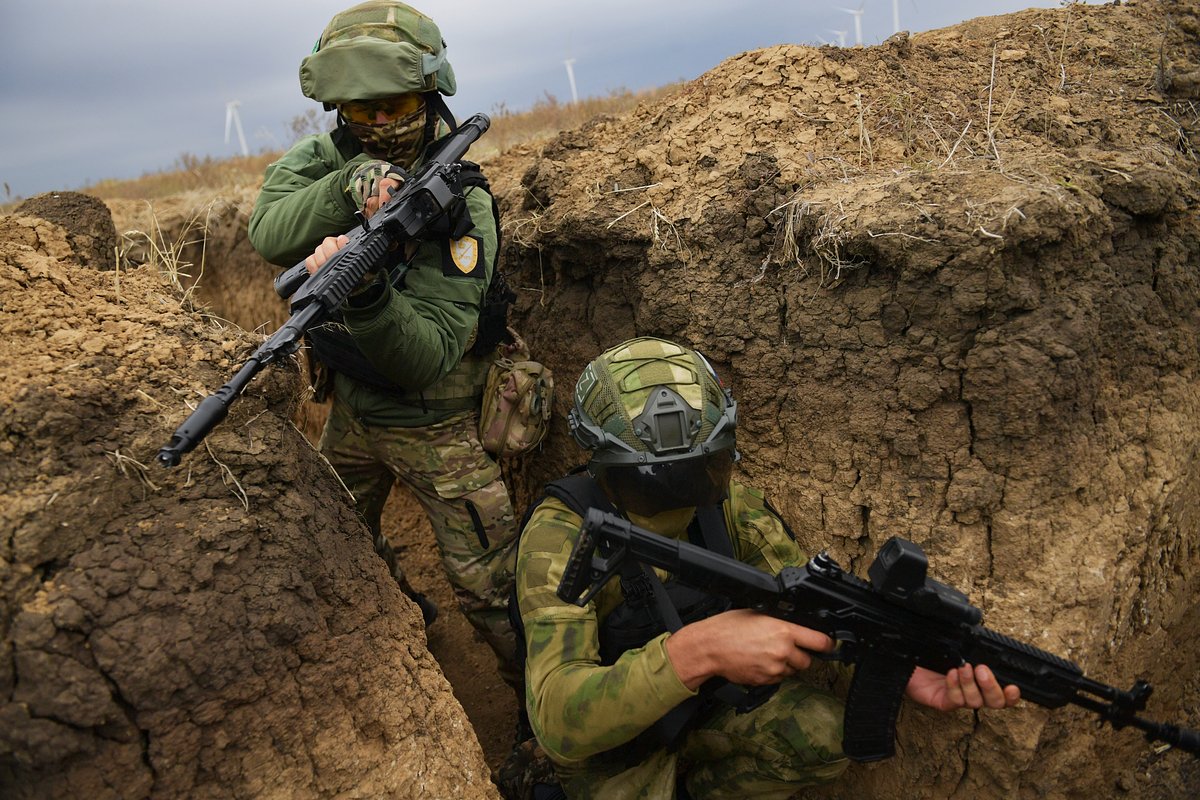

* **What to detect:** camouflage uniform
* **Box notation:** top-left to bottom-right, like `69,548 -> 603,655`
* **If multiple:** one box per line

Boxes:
247,2 -> 519,685
516,483 -> 848,798
321,402 -> 518,675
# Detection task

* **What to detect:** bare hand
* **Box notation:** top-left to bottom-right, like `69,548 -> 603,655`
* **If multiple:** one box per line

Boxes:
906,663 -> 1020,711
363,177 -> 403,218
665,608 -> 835,690
304,234 -> 350,276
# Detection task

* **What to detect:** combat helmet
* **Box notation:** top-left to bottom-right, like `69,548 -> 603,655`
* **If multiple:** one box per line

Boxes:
299,1 -> 456,107
569,337 -> 738,515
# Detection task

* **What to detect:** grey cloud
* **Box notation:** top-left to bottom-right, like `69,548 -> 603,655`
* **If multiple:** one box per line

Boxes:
1,0 -> 1060,200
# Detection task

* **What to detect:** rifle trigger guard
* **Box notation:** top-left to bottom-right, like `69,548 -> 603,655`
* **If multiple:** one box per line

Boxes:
812,633 -> 858,664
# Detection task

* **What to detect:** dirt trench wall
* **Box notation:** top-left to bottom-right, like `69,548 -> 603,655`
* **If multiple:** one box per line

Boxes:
0,206 -> 498,799
484,3 -> 1200,798
109,188 -> 285,335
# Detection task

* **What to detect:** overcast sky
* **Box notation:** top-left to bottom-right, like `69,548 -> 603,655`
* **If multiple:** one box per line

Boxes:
0,0 -> 1065,201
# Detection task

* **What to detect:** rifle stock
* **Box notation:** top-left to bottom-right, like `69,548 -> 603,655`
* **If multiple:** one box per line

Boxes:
558,508 -> 1200,761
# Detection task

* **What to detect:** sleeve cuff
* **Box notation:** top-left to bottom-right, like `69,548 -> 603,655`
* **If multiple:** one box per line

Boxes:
344,272 -> 388,309
646,632 -> 700,703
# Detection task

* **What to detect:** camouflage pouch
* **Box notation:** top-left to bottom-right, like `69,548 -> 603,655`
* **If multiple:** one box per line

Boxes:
479,329 -> 553,459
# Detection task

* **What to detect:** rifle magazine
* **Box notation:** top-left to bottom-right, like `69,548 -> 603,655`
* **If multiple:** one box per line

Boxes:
842,650 -> 917,762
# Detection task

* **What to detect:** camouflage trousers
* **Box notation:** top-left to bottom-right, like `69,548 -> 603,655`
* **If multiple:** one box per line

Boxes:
559,680 -> 848,800
319,398 -> 521,688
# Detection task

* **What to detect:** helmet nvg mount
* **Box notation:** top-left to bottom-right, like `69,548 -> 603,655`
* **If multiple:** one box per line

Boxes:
569,337 -> 738,515
299,1 -> 457,108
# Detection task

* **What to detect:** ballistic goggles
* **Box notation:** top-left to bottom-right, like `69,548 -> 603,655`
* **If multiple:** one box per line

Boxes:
339,93 -> 425,126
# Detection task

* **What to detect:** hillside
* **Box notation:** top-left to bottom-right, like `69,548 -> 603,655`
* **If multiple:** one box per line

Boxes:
4,1 -> 1200,798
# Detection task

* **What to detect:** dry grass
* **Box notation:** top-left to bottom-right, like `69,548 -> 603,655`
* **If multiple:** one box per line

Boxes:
64,87 -> 680,205
473,85 -> 682,158
770,197 -> 864,290
116,201 -> 213,309
88,152 -> 279,203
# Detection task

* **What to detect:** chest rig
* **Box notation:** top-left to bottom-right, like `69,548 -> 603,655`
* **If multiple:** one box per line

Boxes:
521,472 -> 776,766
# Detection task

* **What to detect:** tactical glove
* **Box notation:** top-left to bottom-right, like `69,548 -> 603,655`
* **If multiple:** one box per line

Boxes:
347,159 -> 407,211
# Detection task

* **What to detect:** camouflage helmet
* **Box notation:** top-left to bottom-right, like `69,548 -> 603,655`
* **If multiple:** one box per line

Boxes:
299,1 -> 457,106
570,337 -> 738,514
570,337 -> 737,464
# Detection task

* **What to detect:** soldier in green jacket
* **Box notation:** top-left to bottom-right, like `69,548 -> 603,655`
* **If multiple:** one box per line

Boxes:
515,337 -> 1020,798
248,1 -> 520,691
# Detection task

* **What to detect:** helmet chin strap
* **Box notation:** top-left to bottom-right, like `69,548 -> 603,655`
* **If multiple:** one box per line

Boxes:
424,91 -> 458,135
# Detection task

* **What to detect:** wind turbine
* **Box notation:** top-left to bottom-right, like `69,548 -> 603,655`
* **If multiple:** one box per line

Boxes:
839,5 -> 865,46
890,1 -> 918,34
828,29 -> 848,48
225,100 -> 249,157
563,58 -> 579,105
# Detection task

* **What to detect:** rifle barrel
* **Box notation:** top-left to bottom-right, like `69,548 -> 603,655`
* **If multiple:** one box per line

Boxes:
156,359 -> 261,467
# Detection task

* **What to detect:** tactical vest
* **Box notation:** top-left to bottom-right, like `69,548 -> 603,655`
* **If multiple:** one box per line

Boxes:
305,158 -> 513,410
513,472 -> 776,768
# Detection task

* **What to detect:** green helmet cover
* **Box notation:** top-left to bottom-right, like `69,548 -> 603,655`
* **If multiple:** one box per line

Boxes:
299,1 -> 457,105
569,337 -> 737,467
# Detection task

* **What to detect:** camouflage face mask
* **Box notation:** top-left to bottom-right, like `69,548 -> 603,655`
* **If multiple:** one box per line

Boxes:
343,103 -> 427,167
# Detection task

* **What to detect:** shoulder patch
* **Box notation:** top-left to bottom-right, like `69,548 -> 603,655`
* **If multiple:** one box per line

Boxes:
442,234 -> 486,278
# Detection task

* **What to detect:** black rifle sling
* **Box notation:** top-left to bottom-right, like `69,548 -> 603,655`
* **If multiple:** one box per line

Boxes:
644,506 -> 778,753
687,511 -> 780,712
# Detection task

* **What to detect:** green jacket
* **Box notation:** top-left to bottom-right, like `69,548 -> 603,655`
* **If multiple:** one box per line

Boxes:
248,128 -> 498,427
515,481 -> 809,772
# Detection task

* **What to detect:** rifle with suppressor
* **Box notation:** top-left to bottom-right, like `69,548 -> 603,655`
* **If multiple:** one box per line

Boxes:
557,508 -> 1200,762
156,113 -> 492,468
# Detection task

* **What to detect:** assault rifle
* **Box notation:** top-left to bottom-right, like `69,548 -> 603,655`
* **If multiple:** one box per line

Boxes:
557,508 -> 1200,762
156,113 -> 492,468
